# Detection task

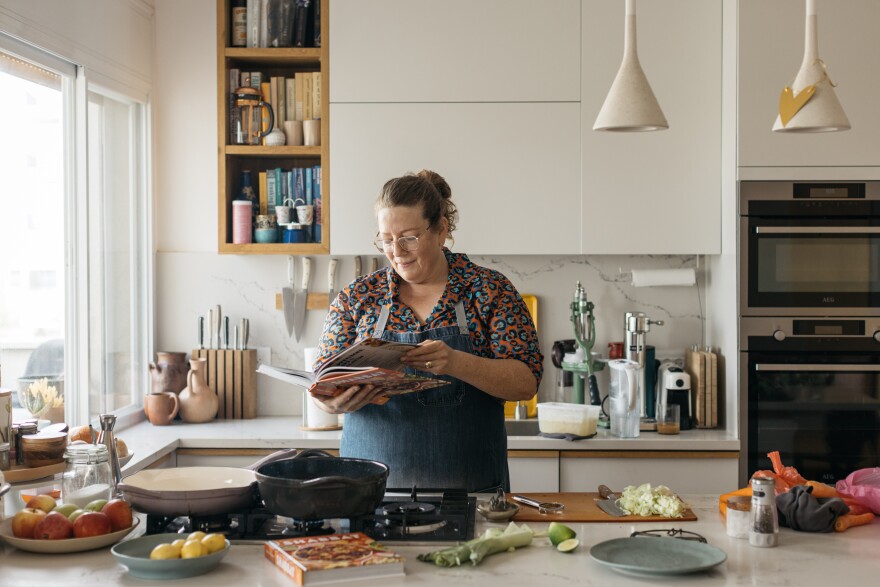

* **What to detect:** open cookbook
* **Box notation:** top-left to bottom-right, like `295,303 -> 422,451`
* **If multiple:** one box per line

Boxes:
256,338 -> 447,405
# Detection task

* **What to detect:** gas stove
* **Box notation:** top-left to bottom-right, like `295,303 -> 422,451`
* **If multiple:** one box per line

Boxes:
144,487 -> 476,545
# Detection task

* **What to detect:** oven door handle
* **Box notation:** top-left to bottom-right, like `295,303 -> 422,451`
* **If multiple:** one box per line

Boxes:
755,364 -> 880,372
754,226 -> 880,234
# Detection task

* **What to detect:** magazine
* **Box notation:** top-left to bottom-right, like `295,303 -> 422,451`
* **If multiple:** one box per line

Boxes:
256,338 -> 447,405
265,532 -> 405,586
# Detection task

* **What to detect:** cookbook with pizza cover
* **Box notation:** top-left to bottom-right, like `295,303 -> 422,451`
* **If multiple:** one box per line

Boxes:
265,532 -> 405,586
256,338 -> 446,404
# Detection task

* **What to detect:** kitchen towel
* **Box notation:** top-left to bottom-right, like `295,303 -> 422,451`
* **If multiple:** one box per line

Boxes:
630,268 -> 696,287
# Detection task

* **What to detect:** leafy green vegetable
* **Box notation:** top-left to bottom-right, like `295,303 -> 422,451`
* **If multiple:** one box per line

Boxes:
417,522 -> 534,567
617,483 -> 687,517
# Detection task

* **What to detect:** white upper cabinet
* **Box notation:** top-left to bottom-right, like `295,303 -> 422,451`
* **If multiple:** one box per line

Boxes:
581,0 -> 722,255
330,102 -> 582,255
330,0 -> 581,103
739,0 -> 880,167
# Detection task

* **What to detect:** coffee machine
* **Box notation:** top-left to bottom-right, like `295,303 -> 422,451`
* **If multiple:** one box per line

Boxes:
660,368 -> 692,430
624,311 -> 663,430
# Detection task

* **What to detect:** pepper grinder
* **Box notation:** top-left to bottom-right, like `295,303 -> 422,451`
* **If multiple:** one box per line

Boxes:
749,476 -> 779,547
97,414 -> 123,496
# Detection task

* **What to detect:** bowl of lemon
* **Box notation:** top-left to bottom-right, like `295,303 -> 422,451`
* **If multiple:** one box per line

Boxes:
111,531 -> 230,580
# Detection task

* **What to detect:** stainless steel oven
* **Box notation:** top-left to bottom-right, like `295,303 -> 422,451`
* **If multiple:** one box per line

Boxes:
740,317 -> 880,484
740,181 -> 880,316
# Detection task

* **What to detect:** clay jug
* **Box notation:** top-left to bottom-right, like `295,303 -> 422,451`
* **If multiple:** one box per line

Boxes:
178,358 -> 218,423
144,392 -> 180,426
149,352 -> 189,395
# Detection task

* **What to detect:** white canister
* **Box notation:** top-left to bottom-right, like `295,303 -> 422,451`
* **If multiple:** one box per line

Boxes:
232,200 -> 252,244
301,347 -> 340,430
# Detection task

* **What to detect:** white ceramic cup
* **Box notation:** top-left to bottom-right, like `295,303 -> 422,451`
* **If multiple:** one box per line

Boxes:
276,205 -> 292,225
283,120 -> 303,146
303,119 -> 321,146
296,204 -> 314,225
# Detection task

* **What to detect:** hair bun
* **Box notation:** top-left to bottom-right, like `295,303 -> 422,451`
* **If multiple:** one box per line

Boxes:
417,169 -> 451,199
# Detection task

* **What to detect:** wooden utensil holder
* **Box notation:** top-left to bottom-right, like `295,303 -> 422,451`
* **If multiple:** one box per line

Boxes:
192,348 -> 257,419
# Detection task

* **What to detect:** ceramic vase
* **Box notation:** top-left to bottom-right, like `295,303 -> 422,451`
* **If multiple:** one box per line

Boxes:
149,352 -> 189,395
178,358 -> 218,423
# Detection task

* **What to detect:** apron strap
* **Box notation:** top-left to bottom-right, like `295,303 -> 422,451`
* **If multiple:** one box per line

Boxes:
374,303 -> 391,338
454,301 -> 468,336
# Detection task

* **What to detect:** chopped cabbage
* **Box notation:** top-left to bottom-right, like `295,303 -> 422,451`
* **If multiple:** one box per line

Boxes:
617,483 -> 687,518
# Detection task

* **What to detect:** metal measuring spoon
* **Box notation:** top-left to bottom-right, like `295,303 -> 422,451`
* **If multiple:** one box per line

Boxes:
512,495 -> 565,514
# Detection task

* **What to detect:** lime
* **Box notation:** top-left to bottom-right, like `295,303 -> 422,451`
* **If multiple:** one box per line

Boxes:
547,522 -> 577,546
556,538 -> 580,553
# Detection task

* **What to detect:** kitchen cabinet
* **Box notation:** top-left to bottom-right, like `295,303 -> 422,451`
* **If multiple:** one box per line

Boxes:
330,102 -> 581,255
508,451 -> 560,493
330,0 -> 581,103
559,451 -> 739,494
739,0 -> 880,168
215,0 -> 330,255
581,0 -> 722,254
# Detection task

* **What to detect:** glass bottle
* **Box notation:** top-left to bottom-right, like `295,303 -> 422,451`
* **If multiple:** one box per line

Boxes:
238,170 -> 258,220
62,444 -> 112,508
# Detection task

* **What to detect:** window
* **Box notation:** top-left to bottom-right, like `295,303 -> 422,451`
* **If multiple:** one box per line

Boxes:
0,33 -> 151,429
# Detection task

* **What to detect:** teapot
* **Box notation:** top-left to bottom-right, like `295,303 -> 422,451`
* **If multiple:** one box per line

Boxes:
232,86 -> 274,145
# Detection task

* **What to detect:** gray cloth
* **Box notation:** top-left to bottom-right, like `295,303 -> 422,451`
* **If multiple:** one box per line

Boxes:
777,485 -> 850,533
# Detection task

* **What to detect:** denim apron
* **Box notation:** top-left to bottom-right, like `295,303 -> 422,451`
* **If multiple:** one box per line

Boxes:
340,300 -> 509,492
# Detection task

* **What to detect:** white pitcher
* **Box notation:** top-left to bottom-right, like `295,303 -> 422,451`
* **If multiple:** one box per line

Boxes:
608,359 -> 642,438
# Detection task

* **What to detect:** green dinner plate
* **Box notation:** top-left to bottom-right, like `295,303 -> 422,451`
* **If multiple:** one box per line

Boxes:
590,537 -> 727,576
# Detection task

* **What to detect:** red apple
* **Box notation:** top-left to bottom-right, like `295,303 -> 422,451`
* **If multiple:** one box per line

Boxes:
101,499 -> 133,532
33,511 -> 74,539
72,511 -> 112,538
28,494 -> 57,514
11,508 -> 48,539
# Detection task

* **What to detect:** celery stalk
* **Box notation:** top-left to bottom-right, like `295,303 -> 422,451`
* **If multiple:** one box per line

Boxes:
417,522 -> 534,567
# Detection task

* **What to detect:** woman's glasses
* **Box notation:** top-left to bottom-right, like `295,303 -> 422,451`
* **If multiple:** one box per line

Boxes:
373,228 -> 430,253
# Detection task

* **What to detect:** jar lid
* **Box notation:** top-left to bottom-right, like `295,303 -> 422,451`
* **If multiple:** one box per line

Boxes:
64,443 -> 109,464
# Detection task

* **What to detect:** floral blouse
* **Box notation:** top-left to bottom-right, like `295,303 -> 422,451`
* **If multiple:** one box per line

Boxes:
316,249 -> 543,387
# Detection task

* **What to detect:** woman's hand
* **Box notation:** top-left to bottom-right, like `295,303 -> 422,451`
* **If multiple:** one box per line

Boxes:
312,384 -> 386,414
401,340 -> 458,375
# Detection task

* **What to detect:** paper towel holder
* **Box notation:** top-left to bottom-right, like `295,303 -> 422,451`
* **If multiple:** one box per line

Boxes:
619,267 -> 697,288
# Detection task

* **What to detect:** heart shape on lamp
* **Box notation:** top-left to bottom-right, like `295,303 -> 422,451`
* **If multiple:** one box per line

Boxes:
779,85 -> 817,127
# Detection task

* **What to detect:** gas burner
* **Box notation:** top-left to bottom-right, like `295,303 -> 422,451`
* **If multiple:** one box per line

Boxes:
279,519 -> 335,538
381,501 -> 437,516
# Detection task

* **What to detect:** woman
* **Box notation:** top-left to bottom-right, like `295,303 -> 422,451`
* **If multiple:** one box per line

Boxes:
314,170 -> 543,492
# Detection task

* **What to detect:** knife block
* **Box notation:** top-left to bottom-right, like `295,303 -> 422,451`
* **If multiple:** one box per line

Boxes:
192,349 -> 257,419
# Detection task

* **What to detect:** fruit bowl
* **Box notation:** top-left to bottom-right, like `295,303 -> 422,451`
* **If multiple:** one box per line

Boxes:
0,517 -> 140,554
111,533 -> 231,580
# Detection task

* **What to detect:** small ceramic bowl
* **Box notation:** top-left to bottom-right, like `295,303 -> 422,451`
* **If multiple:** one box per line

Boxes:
111,533 -> 230,580
476,500 -> 520,521
254,228 -> 278,244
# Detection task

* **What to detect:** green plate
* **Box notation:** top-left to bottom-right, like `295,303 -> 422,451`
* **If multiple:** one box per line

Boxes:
111,533 -> 230,580
589,537 -> 727,576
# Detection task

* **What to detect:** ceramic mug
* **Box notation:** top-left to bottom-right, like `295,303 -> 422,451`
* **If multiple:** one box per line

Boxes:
303,119 -> 321,146
283,120 -> 303,146
296,205 -> 314,225
276,205 -> 292,225
144,392 -> 180,426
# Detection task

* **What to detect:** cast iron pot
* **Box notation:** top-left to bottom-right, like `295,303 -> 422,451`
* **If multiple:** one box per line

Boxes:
255,449 -> 389,520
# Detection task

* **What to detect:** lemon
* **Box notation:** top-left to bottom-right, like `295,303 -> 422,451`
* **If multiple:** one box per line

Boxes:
547,522 -> 577,546
201,533 -> 228,554
150,543 -> 181,560
186,531 -> 207,542
181,540 -> 207,559
556,538 -> 580,553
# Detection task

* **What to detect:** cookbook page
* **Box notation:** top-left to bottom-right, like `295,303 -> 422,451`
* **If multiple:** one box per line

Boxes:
319,338 -> 419,374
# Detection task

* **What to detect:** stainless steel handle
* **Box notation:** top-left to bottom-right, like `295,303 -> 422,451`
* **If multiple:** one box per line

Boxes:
511,495 -> 565,514
755,364 -> 880,372
755,226 -> 880,234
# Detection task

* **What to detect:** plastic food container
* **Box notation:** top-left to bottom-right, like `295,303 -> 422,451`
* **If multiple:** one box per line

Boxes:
537,402 -> 600,437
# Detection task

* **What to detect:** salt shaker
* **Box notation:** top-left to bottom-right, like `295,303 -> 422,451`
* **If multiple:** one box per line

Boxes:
97,414 -> 123,495
749,476 -> 779,547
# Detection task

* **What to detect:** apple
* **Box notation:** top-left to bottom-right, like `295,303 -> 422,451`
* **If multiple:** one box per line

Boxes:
101,499 -> 133,532
84,499 -> 108,512
72,511 -> 112,538
33,511 -> 74,540
28,494 -> 58,513
12,508 -> 48,539
52,504 -> 79,518
68,509 -> 86,522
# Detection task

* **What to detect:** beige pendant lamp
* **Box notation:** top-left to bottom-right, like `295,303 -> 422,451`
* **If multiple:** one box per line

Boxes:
773,0 -> 849,132
594,0 -> 667,132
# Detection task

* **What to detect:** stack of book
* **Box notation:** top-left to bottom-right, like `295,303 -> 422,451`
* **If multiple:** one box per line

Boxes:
243,0 -> 321,49
228,69 -> 322,144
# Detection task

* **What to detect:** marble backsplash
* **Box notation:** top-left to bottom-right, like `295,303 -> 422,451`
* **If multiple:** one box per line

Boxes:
156,252 -> 705,416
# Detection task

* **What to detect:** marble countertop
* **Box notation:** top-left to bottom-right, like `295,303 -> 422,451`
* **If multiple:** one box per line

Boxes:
2,495 -> 878,586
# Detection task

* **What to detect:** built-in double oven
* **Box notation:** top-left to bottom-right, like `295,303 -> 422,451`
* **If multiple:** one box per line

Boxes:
740,181 -> 880,484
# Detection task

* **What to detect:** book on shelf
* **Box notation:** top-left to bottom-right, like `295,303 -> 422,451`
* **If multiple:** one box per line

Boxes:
265,532 -> 404,586
260,0 -> 269,48
313,164 -> 322,242
270,76 -> 286,129
311,71 -> 322,119
266,0 -> 295,47
285,77 -> 297,122
311,0 -> 321,47
250,71 -> 263,90
294,73 -> 305,121
256,337 -> 447,404
293,0 -> 310,48
258,171 -> 268,215
302,72 -> 312,121
247,0 -> 261,48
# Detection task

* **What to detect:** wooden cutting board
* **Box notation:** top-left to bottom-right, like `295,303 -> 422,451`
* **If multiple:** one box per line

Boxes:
509,492 -> 698,523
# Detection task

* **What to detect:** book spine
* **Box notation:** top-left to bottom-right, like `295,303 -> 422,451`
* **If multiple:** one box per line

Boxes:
240,71 -> 252,89
311,71 -> 321,119
247,0 -> 260,48
250,71 -> 263,90
260,0 -> 270,47
259,171 -> 268,216
229,68 -> 241,144
273,168 -> 283,209
293,0 -> 309,48
276,76 -> 286,129
302,72 -> 312,121
281,170 -> 290,207
313,164 -> 321,243
266,0 -> 281,47
304,167 -> 313,206
266,171 -> 276,216
285,78 -> 296,122
279,0 -> 295,47
294,73 -> 304,121
311,0 -> 321,47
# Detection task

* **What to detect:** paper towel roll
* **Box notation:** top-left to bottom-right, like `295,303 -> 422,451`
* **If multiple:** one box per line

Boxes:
631,268 -> 696,287
304,347 -> 320,372
301,347 -> 341,429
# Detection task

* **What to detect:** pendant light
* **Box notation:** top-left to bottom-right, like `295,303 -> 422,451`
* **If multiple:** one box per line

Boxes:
594,0 -> 667,132
773,0 -> 849,132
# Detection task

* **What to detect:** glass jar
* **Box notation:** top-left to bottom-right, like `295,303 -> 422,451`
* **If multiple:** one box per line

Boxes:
62,444 -> 112,508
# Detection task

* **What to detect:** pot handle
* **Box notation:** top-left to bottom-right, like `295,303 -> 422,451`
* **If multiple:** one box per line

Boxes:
247,448 -> 333,471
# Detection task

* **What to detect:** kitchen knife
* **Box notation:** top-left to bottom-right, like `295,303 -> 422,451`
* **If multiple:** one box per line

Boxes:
327,258 -> 339,306
282,256 -> 296,337
596,485 -> 627,517
241,318 -> 249,350
354,255 -> 362,279
207,308 -> 214,349
222,316 -> 229,349
214,305 -> 222,349
197,316 -> 204,349
293,257 -> 311,342
368,256 -> 378,274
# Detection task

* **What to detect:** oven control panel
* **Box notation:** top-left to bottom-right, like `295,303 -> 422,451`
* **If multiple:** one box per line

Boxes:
741,317 -> 880,351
